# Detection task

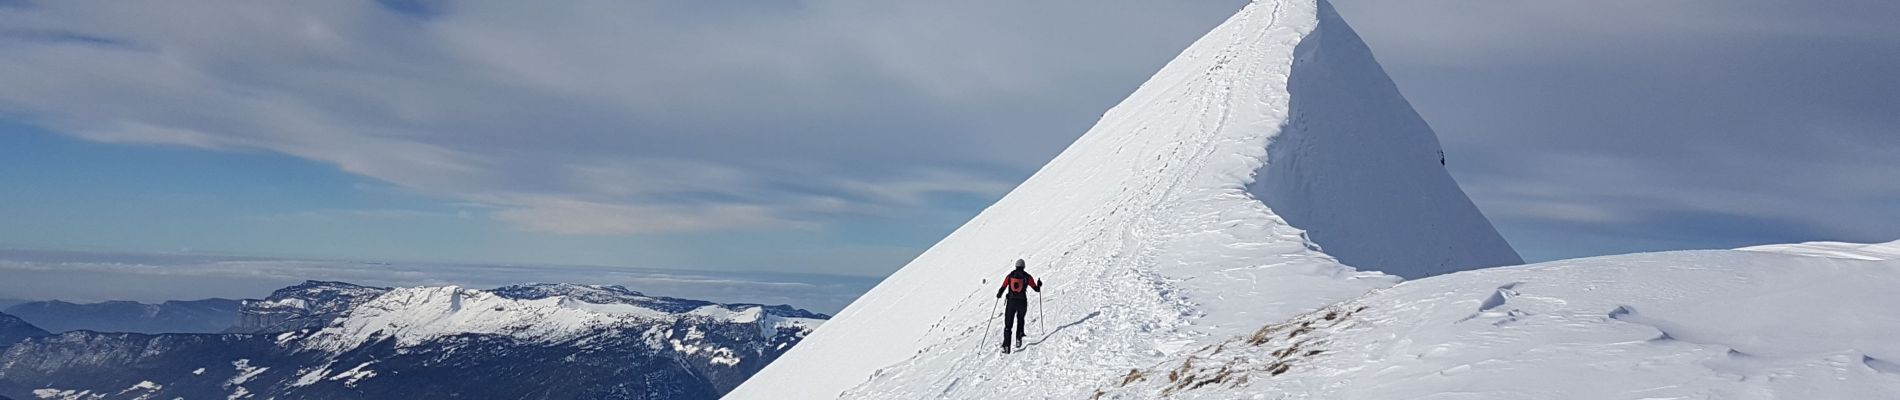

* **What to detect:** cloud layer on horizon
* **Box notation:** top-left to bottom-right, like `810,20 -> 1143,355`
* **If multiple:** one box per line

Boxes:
0,248 -> 878,314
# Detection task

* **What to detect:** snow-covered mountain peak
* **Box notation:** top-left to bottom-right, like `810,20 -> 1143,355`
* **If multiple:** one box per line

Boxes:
730,0 -> 1518,398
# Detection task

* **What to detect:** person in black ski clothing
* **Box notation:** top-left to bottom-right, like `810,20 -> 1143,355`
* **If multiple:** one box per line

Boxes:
996,259 -> 1042,353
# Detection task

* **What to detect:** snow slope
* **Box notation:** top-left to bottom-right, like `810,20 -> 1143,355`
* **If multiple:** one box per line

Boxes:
728,0 -> 1519,398
1099,243 -> 1900,399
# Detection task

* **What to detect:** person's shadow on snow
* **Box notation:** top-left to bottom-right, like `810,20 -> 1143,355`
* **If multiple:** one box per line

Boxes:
1029,311 -> 1101,346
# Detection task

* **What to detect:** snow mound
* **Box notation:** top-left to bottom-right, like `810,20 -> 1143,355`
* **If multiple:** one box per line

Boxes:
1738,239 -> 1900,261
728,0 -> 1518,398
1100,247 -> 1900,399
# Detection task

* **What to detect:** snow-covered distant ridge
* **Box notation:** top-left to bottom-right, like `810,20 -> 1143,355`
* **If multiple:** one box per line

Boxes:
296,283 -> 824,354
0,281 -> 830,399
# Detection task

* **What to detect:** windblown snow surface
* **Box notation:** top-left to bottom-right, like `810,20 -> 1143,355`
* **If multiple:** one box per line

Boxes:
1097,243 -> 1900,399
730,0 -> 1527,398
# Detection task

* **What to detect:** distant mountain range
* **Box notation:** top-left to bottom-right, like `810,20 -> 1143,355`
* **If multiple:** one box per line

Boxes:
0,313 -> 46,348
0,281 -> 827,399
5,298 -> 243,334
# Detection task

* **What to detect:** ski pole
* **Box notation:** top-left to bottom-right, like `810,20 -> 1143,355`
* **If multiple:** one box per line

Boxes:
984,296 -> 1000,348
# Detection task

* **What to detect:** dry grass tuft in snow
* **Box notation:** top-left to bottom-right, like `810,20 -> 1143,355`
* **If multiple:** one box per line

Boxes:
1097,301 -> 1369,398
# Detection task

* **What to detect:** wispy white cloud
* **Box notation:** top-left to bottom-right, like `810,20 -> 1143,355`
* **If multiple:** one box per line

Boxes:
2,0 -> 1239,235
254,208 -> 472,223
490,197 -> 806,235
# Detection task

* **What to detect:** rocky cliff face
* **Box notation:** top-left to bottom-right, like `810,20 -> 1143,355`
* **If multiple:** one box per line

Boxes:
227,281 -> 392,334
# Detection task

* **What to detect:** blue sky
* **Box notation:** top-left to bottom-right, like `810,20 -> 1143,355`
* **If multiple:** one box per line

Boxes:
0,123 -> 959,276
1,0 -> 1896,284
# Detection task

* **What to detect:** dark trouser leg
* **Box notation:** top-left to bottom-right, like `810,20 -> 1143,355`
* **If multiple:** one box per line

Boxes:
1001,307 -> 1014,348
1001,305 -> 1017,348
1004,298 -> 1027,348
1013,304 -> 1027,341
